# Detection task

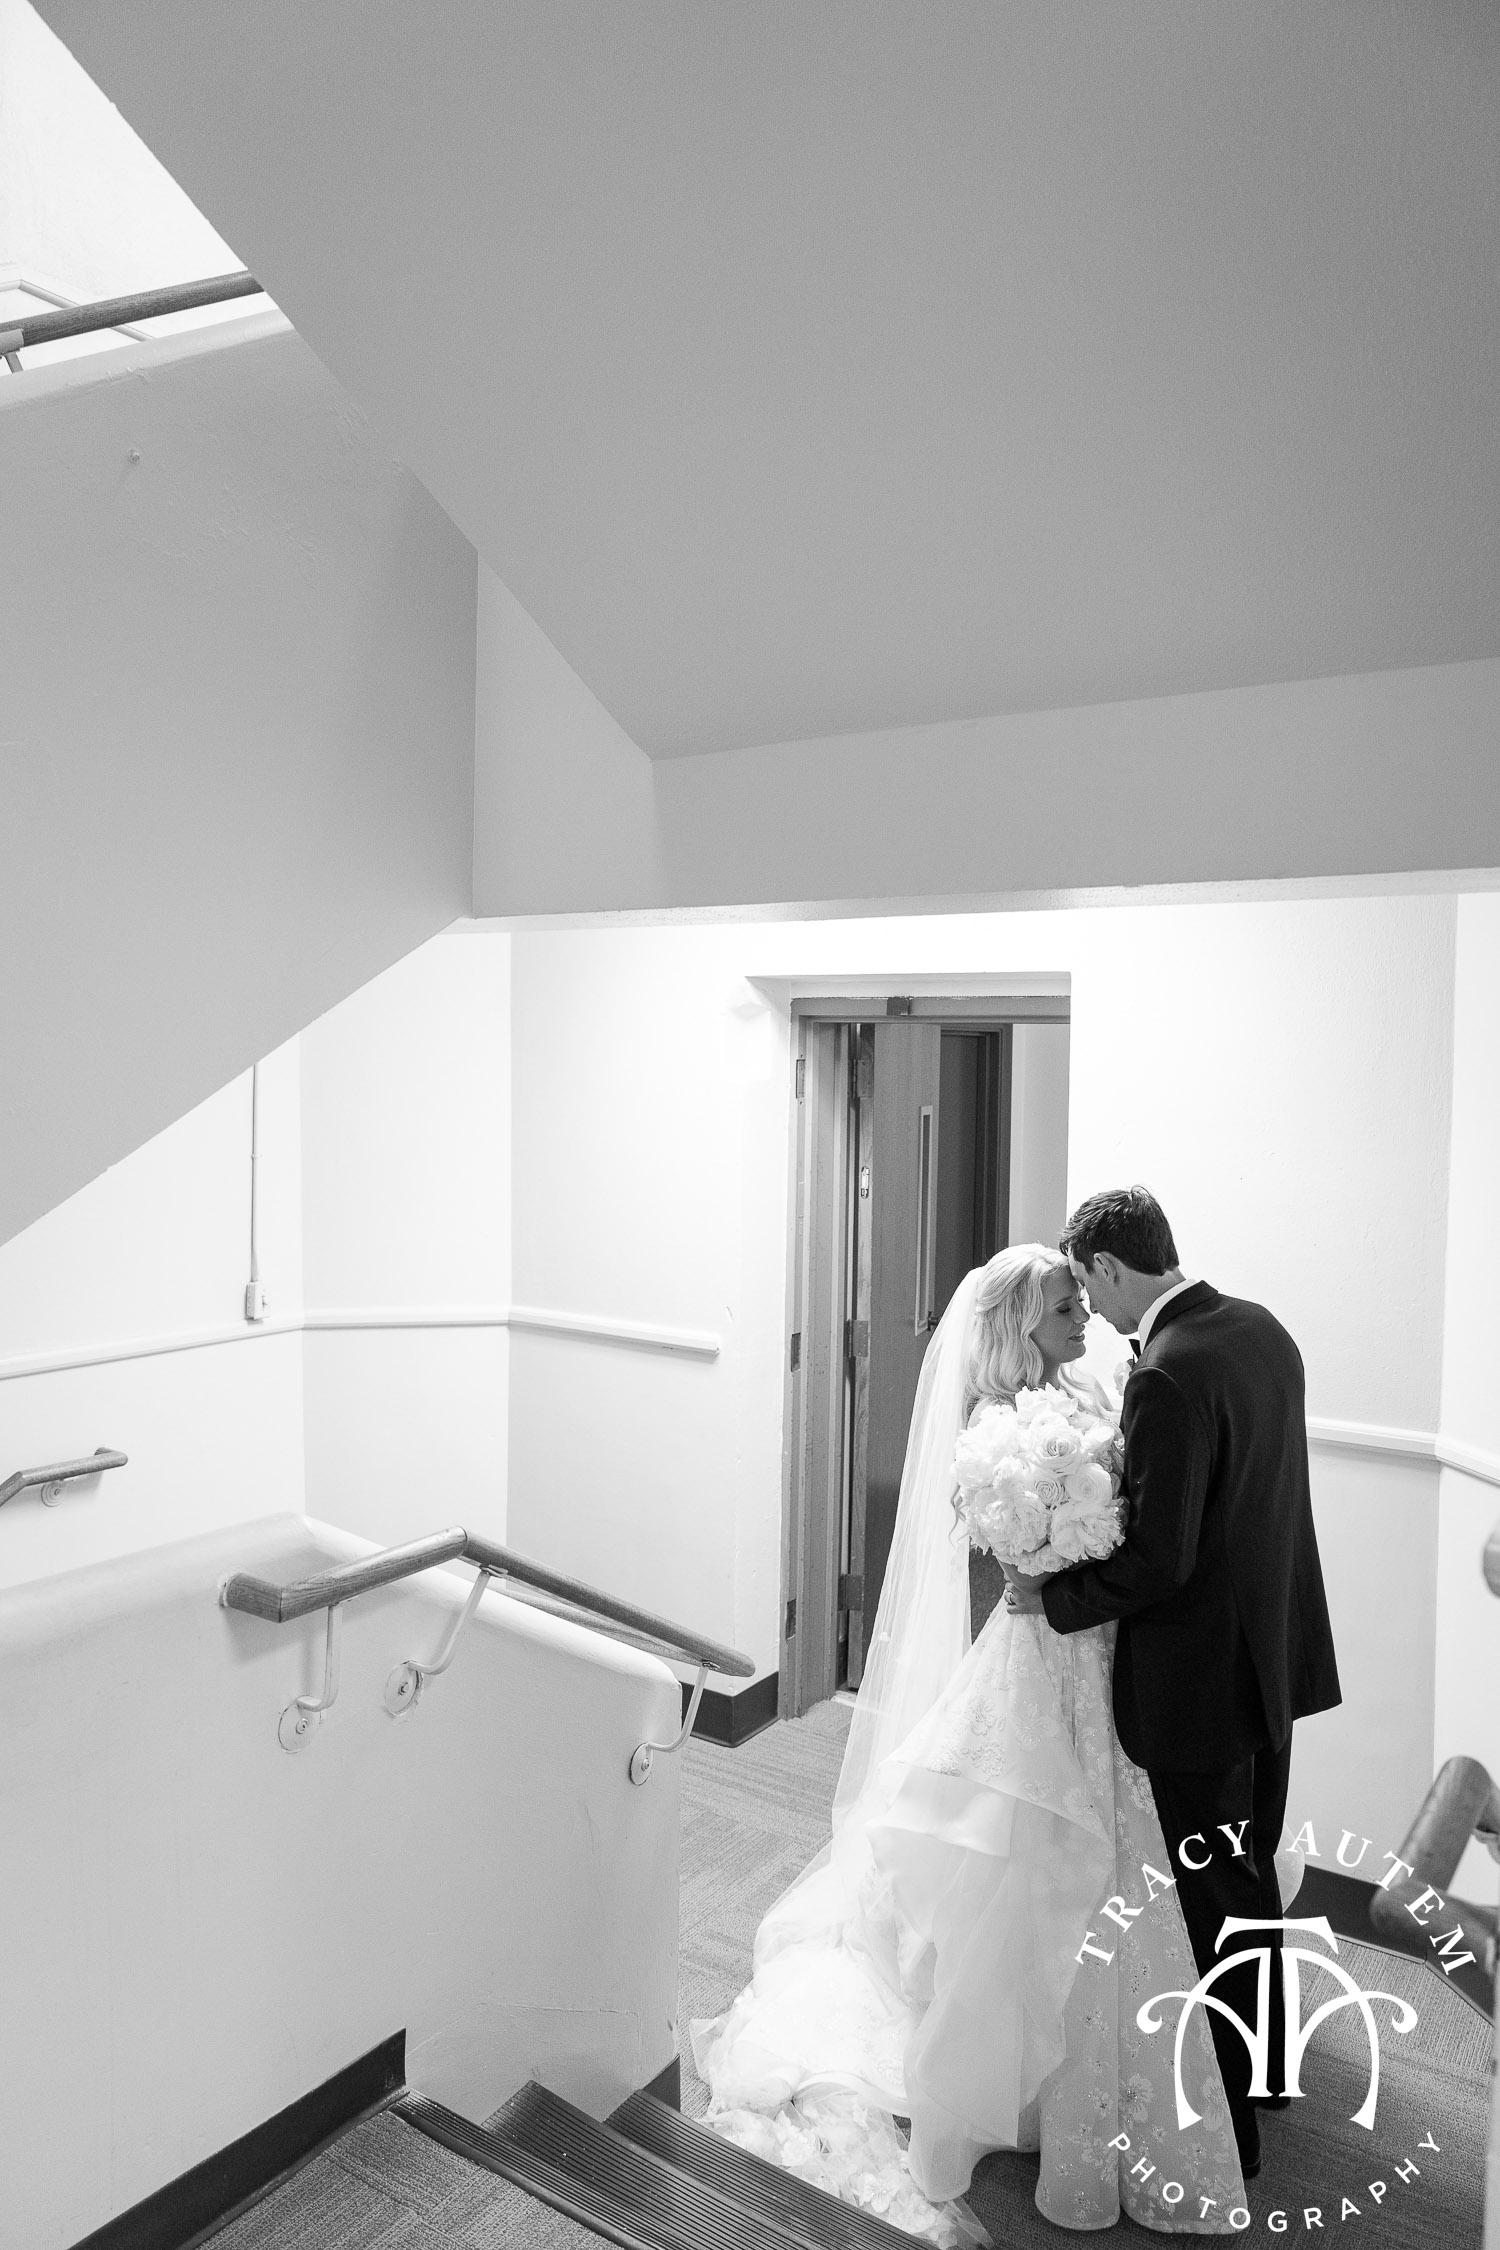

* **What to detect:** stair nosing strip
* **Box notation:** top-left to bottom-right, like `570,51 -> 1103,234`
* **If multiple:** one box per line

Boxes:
608,2092 -> 923,2250
500,2095 -> 822,2250
400,2090 -> 825,2250
494,2070 -> 827,2250
395,2097 -> 667,2250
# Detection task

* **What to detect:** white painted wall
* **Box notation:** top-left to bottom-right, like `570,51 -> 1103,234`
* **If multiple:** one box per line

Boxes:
1,1514 -> 679,2249
1438,895 -> 1500,1461
300,934 -> 512,1550
474,647 -> 1500,918
1008,1023 -> 1071,1249
508,892 -> 1456,1851
0,1045 -> 304,1593
1436,894 -> 1500,1902
0,0 -> 240,303
650,662 -> 1500,910
506,926 -> 788,1671
0,929 -> 512,1597
0,876 -> 1463,1863
0,315 -> 476,1249
474,564 -> 660,917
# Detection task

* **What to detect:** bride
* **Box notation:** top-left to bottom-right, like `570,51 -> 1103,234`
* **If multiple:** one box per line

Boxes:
692,1245 -> 1254,2239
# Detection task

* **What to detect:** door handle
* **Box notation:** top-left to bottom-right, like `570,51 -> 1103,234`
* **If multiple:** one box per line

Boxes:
914,1102 -> 936,1335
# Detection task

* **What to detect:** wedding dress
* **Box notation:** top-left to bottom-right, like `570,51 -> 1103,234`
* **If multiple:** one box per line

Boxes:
692,1269 -> 1254,2239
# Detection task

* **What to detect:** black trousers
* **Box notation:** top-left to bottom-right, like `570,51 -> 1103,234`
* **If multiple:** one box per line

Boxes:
1146,1736 -> 1293,2164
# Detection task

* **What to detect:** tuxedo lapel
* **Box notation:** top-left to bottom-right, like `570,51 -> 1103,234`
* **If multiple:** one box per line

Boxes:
1138,1280 -> 1217,1358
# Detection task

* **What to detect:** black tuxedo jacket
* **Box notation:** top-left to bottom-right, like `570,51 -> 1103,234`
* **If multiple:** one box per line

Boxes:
1041,1283 -> 1341,1772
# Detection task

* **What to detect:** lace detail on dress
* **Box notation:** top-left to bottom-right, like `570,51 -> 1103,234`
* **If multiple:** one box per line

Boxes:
704,2093 -> 969,2248
917,1607 -> 1107,1831
693,1605 -> 1247,2236
1021,1619 -> 1245,2232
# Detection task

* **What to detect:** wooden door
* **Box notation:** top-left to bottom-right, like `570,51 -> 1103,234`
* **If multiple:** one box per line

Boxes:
846,1019 -> 942,1685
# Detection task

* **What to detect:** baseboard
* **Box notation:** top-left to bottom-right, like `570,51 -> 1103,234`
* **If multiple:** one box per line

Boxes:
72,2031 -> 407,2250
1297,1864 -> 1493,2017
640,2054 -> 682,2109
681,1670 -> 778,1747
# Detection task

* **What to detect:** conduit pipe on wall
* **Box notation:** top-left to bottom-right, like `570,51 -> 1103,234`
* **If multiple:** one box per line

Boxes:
244,1063 -> 266,1322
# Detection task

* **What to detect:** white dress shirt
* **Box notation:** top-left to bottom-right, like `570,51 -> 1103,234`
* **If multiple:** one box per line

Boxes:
1135,1275 -> 1199,1352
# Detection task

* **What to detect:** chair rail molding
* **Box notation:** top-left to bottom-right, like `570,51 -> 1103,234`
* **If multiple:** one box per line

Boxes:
1305,1414 -> 1438,1463
0,1303 -> 722,1384
0,1321 -> 1492,1485
504,1304 -> 720,1359
1306,1415 -> 1500,1494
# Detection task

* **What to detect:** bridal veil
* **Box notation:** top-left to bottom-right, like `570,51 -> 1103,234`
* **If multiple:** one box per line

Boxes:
690,1273 -> 986,2219
834,1266 -> 980,1823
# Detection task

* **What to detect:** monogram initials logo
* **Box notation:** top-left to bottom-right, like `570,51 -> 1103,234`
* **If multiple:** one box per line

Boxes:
1137,1915 -> 1419,2132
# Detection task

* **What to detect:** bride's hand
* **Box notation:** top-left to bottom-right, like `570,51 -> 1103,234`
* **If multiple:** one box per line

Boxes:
1002,1566 -> 1048,1615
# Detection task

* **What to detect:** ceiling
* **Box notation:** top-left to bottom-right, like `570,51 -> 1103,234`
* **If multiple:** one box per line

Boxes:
38,1 -> 1500,758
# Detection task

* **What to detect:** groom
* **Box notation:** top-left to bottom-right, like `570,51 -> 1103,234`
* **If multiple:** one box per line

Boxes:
1010,1186 -> 1340,2178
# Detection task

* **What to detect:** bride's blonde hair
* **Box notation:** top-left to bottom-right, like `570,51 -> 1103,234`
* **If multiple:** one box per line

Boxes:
962,1242 -> 1072,1419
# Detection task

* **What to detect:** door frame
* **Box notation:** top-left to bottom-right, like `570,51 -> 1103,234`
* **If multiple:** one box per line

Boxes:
779,990 -> 1072,1721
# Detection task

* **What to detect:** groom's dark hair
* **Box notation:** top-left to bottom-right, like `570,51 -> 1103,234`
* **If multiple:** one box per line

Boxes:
1060,1186 -> 1178,1276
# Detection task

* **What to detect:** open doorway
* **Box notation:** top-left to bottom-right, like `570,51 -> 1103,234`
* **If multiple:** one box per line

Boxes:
782,995 -> 1070,1719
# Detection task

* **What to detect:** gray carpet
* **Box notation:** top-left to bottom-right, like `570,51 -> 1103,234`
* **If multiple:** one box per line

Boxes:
208,1706 -> 853,2249
678,1697 -> 854,2116
215,1702 -> 1491,2243
210,2107 -> 597,2248
679,1701 -> 1492,2245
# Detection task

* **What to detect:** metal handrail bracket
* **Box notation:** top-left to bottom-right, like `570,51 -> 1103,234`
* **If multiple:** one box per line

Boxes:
279,1604 -> 342,1754
384,1564 -> 495,1717
223,1523 -> 755,1768
630,1663 -> 709,1786
0,1449 -> 128,1510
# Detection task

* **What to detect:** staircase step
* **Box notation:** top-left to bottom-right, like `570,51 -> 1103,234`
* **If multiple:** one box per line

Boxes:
608,2091 -> 920,2250
399,2084 -> 831,2250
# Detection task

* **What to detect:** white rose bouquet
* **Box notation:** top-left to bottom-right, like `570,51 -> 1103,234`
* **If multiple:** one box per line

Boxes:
953,1381 -> 1126,1578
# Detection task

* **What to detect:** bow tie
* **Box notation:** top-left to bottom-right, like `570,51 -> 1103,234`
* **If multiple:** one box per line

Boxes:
1129,1336 -> 1142,1362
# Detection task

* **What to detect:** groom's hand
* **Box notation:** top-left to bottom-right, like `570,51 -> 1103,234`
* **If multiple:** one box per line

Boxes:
1003,1569 -> 1048,1616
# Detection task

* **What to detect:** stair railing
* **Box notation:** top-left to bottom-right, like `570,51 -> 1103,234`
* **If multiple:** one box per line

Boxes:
1368,1756 -> 1500,1990
0,270 -> 265,372
1369,1514 -> 1500,2009
0,1448 -> 128,1510
220,1527 -> 755,1775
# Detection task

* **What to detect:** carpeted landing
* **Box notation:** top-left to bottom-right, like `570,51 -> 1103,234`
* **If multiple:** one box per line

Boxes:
677,1694 -> 855,2113
677,1699 -> 1491,2247
209,2103 -> 596,2248
213,1700 -> 1489,2244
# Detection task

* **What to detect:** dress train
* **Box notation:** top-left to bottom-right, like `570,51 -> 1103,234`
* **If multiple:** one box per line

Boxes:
693,1604 -> 1249,2237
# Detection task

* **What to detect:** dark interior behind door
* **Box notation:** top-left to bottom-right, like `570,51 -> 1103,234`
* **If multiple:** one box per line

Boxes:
844,1022 -> 1015,1684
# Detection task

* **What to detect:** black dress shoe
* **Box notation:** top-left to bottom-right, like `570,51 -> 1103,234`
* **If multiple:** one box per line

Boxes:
1242,2155 -> 1262,2181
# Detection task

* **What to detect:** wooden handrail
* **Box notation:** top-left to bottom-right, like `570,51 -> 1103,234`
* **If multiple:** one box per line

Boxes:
0,270 -> 264,359
0,1448 -> 128,1509
220,1525 -> 755,1679
1368,1754 -> 1499,1993
462,1532 -> 754,1678
221,1529 -> 469,1623
1483,1511 -> 1500,1596
489,1577 -> 735,1671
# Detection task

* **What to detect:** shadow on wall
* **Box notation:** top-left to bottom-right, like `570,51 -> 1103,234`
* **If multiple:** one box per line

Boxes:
1,1514 -> 679,2248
